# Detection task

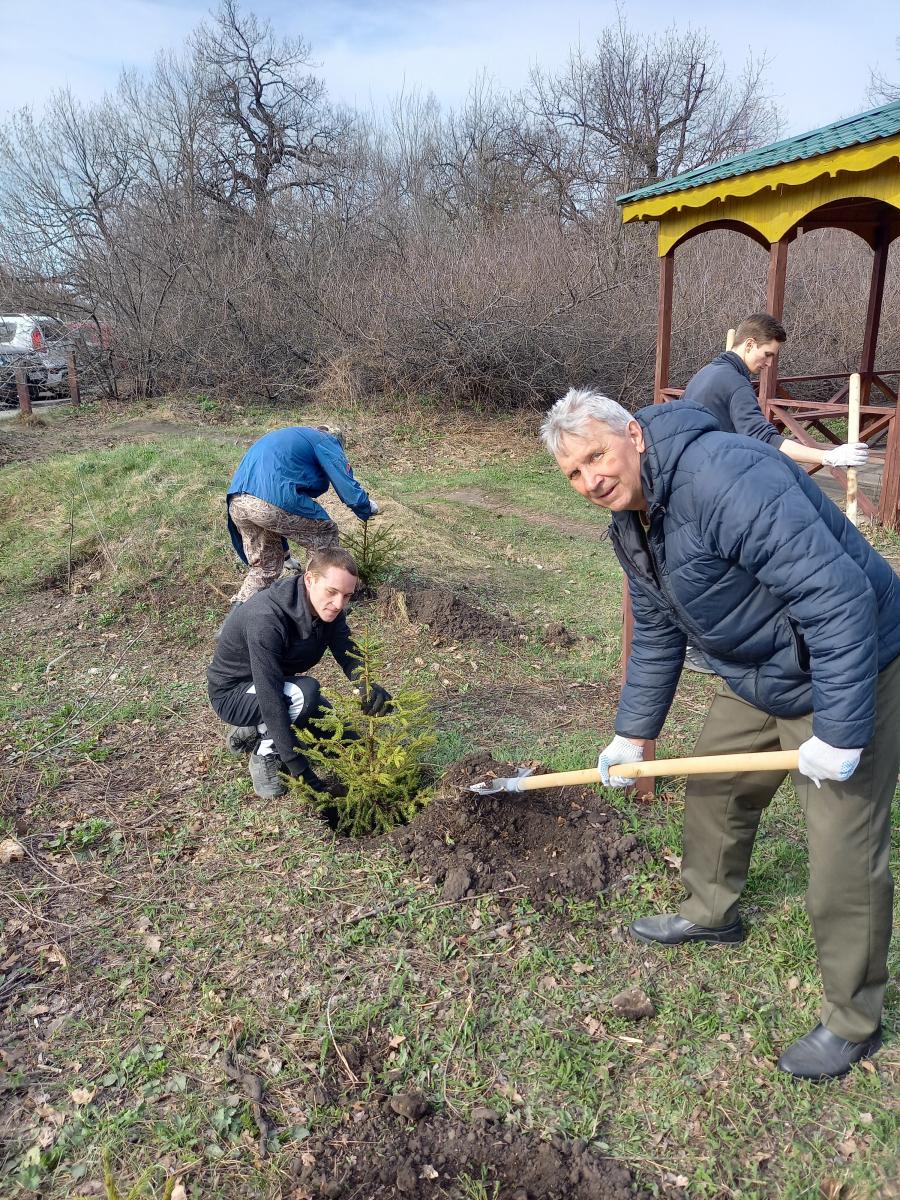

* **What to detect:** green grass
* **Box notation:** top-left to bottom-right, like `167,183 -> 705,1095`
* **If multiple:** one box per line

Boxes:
1,400 -> 898,1199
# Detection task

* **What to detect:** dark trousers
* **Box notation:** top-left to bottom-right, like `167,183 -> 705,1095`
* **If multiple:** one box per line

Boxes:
679,655 -> 900,1041
214,674 -> 325,733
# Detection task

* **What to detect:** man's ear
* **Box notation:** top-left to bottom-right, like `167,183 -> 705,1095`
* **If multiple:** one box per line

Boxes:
627,419 -> 645,454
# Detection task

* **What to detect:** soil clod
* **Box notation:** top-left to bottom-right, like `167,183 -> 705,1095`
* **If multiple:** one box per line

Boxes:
611,987 -> 656,1021
389,1090 -> 430,1121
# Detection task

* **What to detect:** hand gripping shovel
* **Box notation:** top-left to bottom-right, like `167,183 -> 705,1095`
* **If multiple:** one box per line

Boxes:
469,750 -> 800,795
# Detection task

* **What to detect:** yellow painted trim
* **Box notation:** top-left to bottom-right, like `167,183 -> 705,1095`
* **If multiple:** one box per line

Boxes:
620,132 -> 900,225
651,159 -> 900,255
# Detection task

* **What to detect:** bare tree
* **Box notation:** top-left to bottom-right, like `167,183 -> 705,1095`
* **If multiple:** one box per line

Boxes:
518,11 -> 778,222
191,0 -> 344,217
867,38 -> 900,103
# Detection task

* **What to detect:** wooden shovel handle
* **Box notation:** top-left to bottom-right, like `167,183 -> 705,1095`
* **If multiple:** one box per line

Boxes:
516,750 -> 799,791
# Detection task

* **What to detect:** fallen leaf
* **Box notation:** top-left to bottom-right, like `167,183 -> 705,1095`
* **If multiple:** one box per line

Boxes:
572,961 -> 594,975
664,1172 -> 690,1188
143,934 -> 162,954
171,1185 -> 188,1200
388,1034 -> 406,1049
662,850 -> 682,870
70,1088 -> 95,1106
421,1165 -> 439,1180
787,976 -> 801,991
0,838 -> 24,864
819,1178 -> 845,1199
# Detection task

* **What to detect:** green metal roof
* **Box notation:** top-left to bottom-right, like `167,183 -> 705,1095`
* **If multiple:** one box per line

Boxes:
616,100 -> 900,205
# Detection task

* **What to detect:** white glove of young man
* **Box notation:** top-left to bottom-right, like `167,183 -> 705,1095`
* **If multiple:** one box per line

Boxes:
367,500 -> 381,518
597,734 -> 644,787
797,735 -> 863,788
823,443 -> 868,468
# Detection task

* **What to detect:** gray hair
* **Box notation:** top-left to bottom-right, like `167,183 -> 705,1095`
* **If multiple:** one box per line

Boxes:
539,388 -> 634,456
317,423 -> 346,449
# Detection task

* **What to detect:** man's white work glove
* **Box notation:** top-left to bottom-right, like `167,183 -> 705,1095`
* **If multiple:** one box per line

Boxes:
598,735 -> 644,787
366,500 -> 381,519
797,735 -> 863,789
823,443 -> 868,468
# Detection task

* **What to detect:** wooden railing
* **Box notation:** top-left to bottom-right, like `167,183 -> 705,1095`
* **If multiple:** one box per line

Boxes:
661,370 -> 899,529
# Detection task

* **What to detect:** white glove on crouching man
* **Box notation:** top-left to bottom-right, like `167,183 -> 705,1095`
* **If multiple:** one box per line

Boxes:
823,443 -> 868,468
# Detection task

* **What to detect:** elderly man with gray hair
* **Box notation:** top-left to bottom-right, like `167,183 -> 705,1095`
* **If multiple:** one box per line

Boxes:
540,387 -> 900,1081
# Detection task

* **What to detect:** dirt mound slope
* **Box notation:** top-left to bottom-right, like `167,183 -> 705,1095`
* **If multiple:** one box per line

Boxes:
292,1100 -> 651,1199
391,753 -> 648,905
379,581 -> 520,643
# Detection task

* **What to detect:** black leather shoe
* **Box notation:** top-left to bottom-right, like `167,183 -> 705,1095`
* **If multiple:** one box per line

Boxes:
629,913 -> 745,945
777,1023 -> 883,1081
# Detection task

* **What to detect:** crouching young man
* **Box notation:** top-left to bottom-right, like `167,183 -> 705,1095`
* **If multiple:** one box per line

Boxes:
207,546 -> 391,799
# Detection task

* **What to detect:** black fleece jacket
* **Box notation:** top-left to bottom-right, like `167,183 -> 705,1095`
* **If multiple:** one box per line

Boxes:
207,576 -> 360,774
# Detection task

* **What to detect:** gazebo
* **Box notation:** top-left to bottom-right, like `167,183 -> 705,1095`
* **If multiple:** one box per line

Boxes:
617,99 -> 900,529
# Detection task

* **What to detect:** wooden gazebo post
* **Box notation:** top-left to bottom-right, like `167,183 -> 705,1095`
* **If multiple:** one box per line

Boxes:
759,237 -> 790,417
860,223 -> 889,405
654,251 -> 675,403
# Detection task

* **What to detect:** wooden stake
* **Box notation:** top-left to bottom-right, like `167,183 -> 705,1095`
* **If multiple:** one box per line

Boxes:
846,372 -> 861,527
725,328 -> 736,351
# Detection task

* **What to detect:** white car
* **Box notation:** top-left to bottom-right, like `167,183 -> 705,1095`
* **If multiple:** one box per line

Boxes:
0,313 -> 73,395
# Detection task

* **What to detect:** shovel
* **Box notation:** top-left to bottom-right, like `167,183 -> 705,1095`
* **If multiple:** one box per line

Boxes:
469,750 -> 800,795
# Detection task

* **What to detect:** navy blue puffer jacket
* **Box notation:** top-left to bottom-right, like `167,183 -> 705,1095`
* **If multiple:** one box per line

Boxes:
610,402 -> 900,747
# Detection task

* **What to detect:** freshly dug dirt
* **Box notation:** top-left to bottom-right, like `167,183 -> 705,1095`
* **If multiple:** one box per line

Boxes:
390,753 -> 649,905
291,1101 -> 652,1199
379,582 -> 519,643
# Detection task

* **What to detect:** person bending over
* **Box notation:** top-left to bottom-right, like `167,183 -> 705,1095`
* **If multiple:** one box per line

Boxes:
225,424 -> 380,609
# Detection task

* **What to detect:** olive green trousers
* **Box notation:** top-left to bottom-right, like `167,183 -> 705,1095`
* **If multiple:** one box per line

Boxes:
679,654 -> 900,1042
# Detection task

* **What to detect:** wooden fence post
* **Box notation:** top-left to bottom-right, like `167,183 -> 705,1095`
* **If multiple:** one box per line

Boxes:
66,350 -> 81,406
15,366 -> 32,416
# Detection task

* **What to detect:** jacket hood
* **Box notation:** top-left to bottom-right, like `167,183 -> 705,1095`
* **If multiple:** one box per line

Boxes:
633,401 -> 720,513
267,574 -> 318,634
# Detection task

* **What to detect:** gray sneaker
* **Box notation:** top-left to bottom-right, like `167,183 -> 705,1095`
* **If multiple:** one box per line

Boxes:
225,725 -> 258,755
248,752 -> 287,799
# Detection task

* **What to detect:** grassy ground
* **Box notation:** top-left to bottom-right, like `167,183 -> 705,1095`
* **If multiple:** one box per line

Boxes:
1,397 -> 899,1199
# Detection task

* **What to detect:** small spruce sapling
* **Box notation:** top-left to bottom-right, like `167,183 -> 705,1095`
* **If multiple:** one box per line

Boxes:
288,627 -> 435,836
343,519 -> 401,592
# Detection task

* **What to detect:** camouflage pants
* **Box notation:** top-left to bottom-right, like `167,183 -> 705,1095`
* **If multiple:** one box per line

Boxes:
229,494 -> 340,603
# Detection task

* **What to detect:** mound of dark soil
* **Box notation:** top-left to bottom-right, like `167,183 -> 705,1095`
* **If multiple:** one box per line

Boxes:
391,753 -> 648,905
291,1101 -> 653,1199
379,582 -> 519,643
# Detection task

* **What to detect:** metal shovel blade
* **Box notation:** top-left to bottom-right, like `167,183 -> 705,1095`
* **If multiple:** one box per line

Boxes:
469,767 -> 535,795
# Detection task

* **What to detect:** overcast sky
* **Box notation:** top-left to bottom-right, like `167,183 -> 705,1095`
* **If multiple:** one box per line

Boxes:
0,0 -> 896,136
